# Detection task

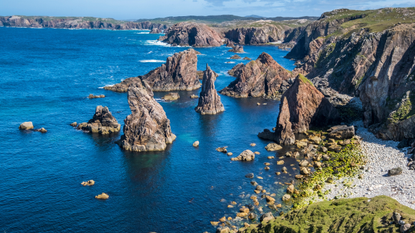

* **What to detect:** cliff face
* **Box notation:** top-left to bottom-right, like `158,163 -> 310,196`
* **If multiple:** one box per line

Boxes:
117,80 -> 176,152
195,65 -> 225,115
0,16 -> 167,30
224,25 -> 285,45
105,49 -> 200,92
220,52 -> 293,99
158,22 -> 222,47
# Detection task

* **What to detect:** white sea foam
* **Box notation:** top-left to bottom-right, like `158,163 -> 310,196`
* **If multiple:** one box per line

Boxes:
99,84 -> 114,89
135,32 -> 149,34
147,51 -> 153,54
139,60 -> 165,63
144,40 -> 171,47
225,61 -> 235,64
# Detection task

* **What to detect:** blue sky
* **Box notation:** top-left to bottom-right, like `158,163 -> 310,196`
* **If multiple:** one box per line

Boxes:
2,0 -> 414,20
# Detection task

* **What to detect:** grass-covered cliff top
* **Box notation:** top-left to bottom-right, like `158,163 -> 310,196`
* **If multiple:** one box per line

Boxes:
321,7 -> 415,35
242,195 -> 415,233
2,15 -> 127,24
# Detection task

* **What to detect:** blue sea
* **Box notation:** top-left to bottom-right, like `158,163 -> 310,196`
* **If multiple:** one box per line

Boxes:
0,27 -> 298,233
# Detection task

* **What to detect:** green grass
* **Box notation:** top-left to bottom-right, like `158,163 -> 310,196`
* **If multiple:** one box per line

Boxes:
390,93 -> 415,123
242,195 -> 415,233
298,74 -> 314,86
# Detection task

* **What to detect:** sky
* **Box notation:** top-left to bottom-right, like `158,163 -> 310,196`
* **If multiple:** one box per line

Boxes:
1,0 -> 415,20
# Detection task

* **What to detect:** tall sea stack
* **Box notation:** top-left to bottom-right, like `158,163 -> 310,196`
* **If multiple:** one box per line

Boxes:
195,65 -> 225,115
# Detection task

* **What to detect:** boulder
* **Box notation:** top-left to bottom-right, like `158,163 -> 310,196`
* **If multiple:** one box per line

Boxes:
230,55 -> 241,59
193,141 -> 199,147
260,212 -> 274,222
220,52 -> 293,98
190,94 -> 199,99
287,184 -> 295,194
70,122 -> 77,127
95,193 -> 109,200
88,94 -> 105,99
116,80 -> 176,152
228,45 -> 244,53
162,92 -> 180,101
245,173 -> 254,178
265,143 -> 282,151
158,22 -> 222,47
78,106 -> 121,135
19,122 -> 33,130
216,147 -> 228,153
328,125 -> 355,139
388,167 -> 403,176
231,150 -> 255,161
243,57 -> 251,60
195,65 -> 225,115
81,180 -> 95,186
282,194 -> 291,201
38,128 -> 47,133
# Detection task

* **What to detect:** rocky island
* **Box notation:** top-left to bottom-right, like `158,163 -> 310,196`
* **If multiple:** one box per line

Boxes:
195,65 -> 225,115
117,80 -> 176,152
77,106 -> 121,134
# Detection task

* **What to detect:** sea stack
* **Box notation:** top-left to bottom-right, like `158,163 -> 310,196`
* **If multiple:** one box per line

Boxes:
220,52 -> 293,99
78,106 -> 121,134
117,80 -> 176,152
195,65 -> 225,115
258,75 -> 340,145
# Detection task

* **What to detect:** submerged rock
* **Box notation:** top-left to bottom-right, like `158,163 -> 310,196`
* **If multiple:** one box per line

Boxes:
19,122 -> 34,130
162,92 -> 180,101
193,141 -> 199,147
117,80 -> 176,152
88,94 -> 105,99
195,65 -> 225,115
220,52 -> 293,99
78,106 -> 121,135
81,180 -> 95,186
158,22 -> 222,47
230,54 -> 241,59
95,193 -> 109,200
231,150 -> 255,161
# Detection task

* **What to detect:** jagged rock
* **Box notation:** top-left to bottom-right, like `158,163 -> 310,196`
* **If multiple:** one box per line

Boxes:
225,26 -> 286,45
88,94 -> 105,99
220,52 -> 293,98
162,93 -> 180,101
243,57 -> 251,60
95,193 -> 109,200
225,38 -> 235,47
158,22 -> 222,47
328,125 -> 355,139
230,55 -> 241,59
149,28 -> 161,34
105,49 -> 200,92
195,65 -> 225,115
227,63 -> 244,77
117,80 -> 176,152
228,45 -> 244,53
81,180 -> 95,186
78,106 -> 121,135
231,150 -> 255,161
19,122 -> 34,130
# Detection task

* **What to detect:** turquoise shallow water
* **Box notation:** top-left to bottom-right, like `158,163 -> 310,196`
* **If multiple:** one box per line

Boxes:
0,27 -> 298,233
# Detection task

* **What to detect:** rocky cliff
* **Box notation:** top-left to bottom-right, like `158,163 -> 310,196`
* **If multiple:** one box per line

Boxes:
105,49 -> 200,92
224,25 -> 285,45
220,52 -> 293,99
284,7 -> 415,141
117,80 -> 176,152
0,16 -> 167,30
78,106 -> 121,134
195,65 -> 225,115
158,22 -> 223,47
258,75 -> 340,145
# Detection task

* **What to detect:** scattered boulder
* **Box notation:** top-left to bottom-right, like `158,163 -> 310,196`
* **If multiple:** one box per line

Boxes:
81,180 -> 95,186
220,52 -> 293,98
230,55 -> 241,59
227,152 -> 233,156
282,194 -> 291,201
78,106 -> 121,135
388,167 -> 403,176
265,143 -> 282,151
243,57 -> 251,60
228,45 -> 244,53
216,147 -> 228,153
401,223 -> 411,232
328,125 -> 355,139
70,122 -> 77,127
162,92 -> 180,101
260,212 -> 274,222
190,94 -> 199,99
88,94 -> 105,99
37,128 -> 47,133
193,141 -> 199,147
19,122 -> 34,130
95,193 -> 109,200
158,22 -> 223,47
231,150 -> 255,161
116,80 -> 176,152
287,184 -> 295,194
300,167 -> 310,175
195,65 -> 225,115
245,173 -> 254,179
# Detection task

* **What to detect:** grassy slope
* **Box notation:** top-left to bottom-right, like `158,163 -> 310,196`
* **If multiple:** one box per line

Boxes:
243,196 -> 415,233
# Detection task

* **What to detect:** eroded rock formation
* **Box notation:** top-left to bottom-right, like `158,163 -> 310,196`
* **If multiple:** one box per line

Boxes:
224,26 -> 285,45
117,80 -> 176,152
78,106 -> 121,134
158,22 -> 223,47
220,52 -> 293,99
195,65 -> 225,115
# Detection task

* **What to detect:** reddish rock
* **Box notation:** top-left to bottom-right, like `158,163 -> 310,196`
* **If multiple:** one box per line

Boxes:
195,65 -> 225,115
158,22 -> 222,47
220,52 -> 293,98
117,80 -> 176,152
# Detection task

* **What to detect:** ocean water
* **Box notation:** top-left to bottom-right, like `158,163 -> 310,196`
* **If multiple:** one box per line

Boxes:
0,27 -> 298,233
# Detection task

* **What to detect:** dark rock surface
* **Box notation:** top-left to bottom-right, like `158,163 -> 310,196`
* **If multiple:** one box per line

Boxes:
228,45 -> 244,53
117,80 -> 176,152
149,28 -> 161,34
224,26 -> 285,45
158,22 -> 223,47
195,65 -> 225,115
220,52 -> 293,99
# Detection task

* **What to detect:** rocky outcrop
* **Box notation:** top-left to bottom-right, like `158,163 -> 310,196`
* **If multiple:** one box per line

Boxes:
117,80 -> 176,152
258,75 -> 340,145
78,106 -> 121,134
0,16 -> 167,30
195,65 -> 225,115
149,28 -> 161,34
220,52 -> 293,99
105,49 -> 200,92
228,45 -> 244,53
158,22 -> 222,47
231,150 -> 255,161
162,93 -> 180,101
224,25 -> 285,45
19,122 -> 34,130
